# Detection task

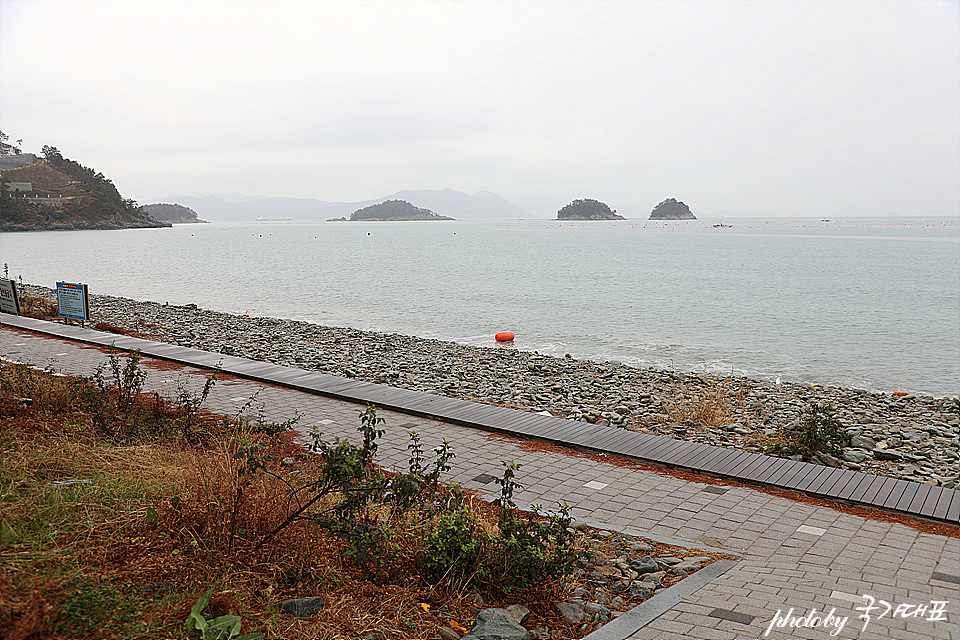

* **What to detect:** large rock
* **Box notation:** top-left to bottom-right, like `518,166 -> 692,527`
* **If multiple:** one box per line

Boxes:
873,449 -> 903,461
551,600 -> 610,626
630,555 -> 659,575
462,608 -> 532,640
552,601 -> 584,625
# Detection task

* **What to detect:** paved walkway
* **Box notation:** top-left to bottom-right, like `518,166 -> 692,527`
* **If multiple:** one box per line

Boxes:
1,322 -> 957,640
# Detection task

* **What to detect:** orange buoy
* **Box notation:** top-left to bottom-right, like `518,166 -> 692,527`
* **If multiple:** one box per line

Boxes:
495,331 -> 515,342
892,391 -> 909,397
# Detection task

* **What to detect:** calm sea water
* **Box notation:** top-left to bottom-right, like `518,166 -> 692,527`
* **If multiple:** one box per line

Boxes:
2,218 -> 958,397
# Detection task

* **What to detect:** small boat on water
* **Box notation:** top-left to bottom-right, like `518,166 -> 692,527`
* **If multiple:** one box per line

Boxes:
712,222 -> 733,228
255,216 -> 293,222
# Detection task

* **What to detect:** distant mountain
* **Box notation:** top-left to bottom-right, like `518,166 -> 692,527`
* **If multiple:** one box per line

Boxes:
509,193 -> 571,219
152,188 -> 534,222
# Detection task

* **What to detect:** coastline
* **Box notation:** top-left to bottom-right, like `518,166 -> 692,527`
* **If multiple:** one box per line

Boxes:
16,284 -> 960,489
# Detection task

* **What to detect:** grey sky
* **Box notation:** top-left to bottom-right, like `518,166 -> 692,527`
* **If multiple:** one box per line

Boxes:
2,0 -> 958,217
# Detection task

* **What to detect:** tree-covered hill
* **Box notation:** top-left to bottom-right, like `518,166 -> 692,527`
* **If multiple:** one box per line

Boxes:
350,199 -> 454,221
142,202 -> 206,223
0,146 -> 169,231
556,199 -> 625,220
648,198 -> 696,220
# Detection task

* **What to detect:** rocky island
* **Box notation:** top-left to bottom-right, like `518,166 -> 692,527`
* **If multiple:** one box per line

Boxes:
142,203 -> 207,223
557,198 -> 625,220
350,199 -> 454,221
648,198 -> 696,220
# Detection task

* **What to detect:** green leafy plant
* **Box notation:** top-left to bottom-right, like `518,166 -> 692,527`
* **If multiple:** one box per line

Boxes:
175,369 -> 218,430
184,588 -> 265,640
386,432 -> 456,516
767,402 -> 847,460
491,461 -> 576,589
93,349 -> 146,413
419,484 -> 484,588
253,405 -> 386,551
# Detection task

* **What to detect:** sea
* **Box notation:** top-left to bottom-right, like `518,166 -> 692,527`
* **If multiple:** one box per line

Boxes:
2,217 -> 958,398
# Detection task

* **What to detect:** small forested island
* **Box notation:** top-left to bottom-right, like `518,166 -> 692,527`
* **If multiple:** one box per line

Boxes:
556,198 -> 625,220
349,199 -> 453,221
142,203 -> 207,223
0,136 -> 169,231
648,198 -> 696,220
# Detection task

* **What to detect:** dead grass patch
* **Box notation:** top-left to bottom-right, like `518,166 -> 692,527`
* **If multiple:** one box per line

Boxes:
663,373 -> 753,427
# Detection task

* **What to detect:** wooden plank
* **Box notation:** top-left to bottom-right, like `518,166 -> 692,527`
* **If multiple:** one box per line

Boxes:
908,484 -> 935,514
538,419 -> 596,443
671,443 -> 715,467
776,462 -> 821,490
429,401 -> 494,421
742,456 -> 781,482
727,452 -> 766,476
546,422 -> 596,444
788,465 -> 832,492
807,468 -> 847,494
919,487 -> 946,518
586,428 -> 643,451
817,468 -> 860,496
850,475 -> 887,503
876,479 -> 912,509
732,455 -> 775,480
766,459 -> 811,487
678,444 -> 729,469
655,439 -> 702,464
750,457 -> 790,484
946,491 -> 960,523
835,472 -> 872,501
893,483 -> 921,512
592,430 -> 646,454
702,449 -> 752,474
638,437 -> 690,463
610,432 -> 659,455
629,435 -> 686,460
786,463 -> 830,490
866,477 -> 904,507
930,487 -> 954,521
677,444 -> 732,470
616,434 -> 676,459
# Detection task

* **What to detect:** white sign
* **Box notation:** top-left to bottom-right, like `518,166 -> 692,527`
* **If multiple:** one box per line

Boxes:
0,279 -> 19,315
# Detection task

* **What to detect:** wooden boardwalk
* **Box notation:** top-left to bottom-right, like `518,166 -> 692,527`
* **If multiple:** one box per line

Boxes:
3,314 -> 958,525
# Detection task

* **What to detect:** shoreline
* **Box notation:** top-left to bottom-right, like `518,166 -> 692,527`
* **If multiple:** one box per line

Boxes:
16,284 -> 960,489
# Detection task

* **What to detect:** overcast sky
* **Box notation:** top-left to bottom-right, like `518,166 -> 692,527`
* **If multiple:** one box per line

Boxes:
1,0 -> 958,217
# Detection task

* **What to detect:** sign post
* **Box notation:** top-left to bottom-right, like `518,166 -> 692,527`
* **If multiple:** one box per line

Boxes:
0,279 -> 20,315
56,282 -> 90,324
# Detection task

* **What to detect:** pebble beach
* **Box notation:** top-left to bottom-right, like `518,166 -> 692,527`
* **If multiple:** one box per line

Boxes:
19,284 -> 960,489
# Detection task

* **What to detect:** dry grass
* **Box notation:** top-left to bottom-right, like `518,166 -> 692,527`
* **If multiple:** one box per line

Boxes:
16,295 -> 58,320
663,373 -> 751,427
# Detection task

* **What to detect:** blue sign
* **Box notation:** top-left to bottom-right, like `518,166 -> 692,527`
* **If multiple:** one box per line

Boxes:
56,282 -> 89,321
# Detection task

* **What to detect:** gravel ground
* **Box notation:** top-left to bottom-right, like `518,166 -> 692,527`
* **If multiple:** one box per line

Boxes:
18,284 -> 960,487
